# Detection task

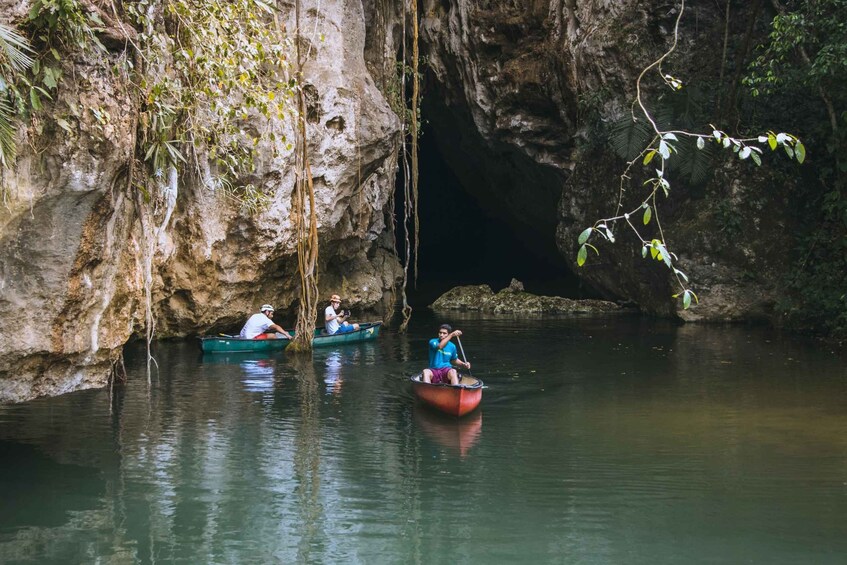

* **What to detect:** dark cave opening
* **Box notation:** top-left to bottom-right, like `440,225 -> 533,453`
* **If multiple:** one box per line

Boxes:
396,120 -> 598,307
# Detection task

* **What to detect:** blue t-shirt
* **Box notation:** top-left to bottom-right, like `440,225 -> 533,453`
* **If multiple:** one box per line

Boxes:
428,338 -> 457,369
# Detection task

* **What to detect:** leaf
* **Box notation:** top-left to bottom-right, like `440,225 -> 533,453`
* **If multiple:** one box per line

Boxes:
42,68 -> 57,89
29,88 -> 41,111
750,151 -> 761,166
696,137 -> 705,150
577,245 -> 587,267
783,144 -> 794,159
683,290 -> 692,309
662,133 -> 678,141
768,133 -> 777,150
795,142 -> 806,164
656,243 -> 672,267
739,146 -> 751,160
643,150 -> 656,166
658,140 -> 671,159
643,205 -> 652,225
56,118 -> 73,133
642,245 -> 648,258
578,227 -> 592,245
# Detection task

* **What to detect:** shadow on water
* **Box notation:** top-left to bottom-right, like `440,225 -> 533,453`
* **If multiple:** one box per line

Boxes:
0,442 -> 105,530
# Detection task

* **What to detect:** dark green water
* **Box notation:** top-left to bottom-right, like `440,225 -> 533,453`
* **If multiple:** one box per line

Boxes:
1,313 -> 846,564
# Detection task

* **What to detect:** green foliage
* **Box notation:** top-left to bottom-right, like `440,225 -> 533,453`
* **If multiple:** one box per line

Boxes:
20,0 -> 104,117
28,0 -> 104,51
584,105 -> 802,311
0,0 -> 105,176
746,0 -> 847,97
745,0 -> 847,336
0,23 -> 35,169
384,59 -> 425,130
128,0 -> 298,185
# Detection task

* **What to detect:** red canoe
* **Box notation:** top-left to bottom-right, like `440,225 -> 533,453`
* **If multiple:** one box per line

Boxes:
410,373 -> 484,417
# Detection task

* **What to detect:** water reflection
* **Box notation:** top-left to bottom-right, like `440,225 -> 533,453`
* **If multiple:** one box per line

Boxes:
414,405 -> 482,458
321,350 -> 344,395
239,359 -> 276,393
287,354 -> 325,563
0,317 -> 845,564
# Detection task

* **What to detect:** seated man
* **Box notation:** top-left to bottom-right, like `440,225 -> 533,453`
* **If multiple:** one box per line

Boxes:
240,304 -> 292,340
423,324 -> 471,386
325,294 -> 360,335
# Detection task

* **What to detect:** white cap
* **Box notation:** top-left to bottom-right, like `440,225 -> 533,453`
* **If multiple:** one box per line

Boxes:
261,304 -> 274,312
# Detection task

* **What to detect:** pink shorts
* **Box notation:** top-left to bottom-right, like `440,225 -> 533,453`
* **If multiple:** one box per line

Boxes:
429,367 -> 453,384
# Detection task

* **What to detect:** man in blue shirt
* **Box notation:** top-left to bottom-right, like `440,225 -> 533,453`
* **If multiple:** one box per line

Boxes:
423,324 -> 471,385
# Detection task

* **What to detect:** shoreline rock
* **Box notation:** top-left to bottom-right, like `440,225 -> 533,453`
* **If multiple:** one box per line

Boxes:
430,283 -> 626,315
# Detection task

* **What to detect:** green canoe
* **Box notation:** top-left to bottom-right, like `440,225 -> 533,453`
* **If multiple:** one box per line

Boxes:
199,322 -> 382,353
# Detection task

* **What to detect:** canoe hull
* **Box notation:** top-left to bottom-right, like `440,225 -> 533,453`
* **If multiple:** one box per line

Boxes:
199,322 -> 382,353
312,322 -> 381,347
199,336 -> 291,353
410,373 -> 483,417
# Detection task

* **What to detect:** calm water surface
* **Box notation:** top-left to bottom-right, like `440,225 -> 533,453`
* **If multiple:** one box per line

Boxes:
1,313 -> 846,564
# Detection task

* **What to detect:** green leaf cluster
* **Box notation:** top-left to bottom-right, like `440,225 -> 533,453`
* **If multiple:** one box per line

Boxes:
745,0 -> 847,336
128,0 -> 299,191
0,24 -> 35,168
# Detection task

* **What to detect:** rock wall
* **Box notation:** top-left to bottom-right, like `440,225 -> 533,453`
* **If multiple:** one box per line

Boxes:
0,0 -> 403,402
419,0 -> 797,319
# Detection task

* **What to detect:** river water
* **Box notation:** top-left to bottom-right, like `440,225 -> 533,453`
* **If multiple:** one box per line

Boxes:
1,312 -> 845,564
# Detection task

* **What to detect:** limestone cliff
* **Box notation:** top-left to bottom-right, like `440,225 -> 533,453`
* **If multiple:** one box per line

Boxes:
0,0 -> 403,402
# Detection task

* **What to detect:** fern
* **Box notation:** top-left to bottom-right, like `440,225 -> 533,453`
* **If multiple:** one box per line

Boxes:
0,23 -> 35,168
673,136 -> 716,186
609,113 -> 653,161
609,106 -> 675,161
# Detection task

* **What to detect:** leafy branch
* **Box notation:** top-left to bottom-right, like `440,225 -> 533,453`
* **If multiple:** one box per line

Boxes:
576,0 -> 805,310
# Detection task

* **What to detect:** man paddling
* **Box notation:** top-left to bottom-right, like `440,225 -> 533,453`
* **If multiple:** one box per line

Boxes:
239,304 -> 292,340
423,324 -> 471,386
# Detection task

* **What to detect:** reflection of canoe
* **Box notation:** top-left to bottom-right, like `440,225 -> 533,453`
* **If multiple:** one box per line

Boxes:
200,351 -> 275,364
414,405 -> 482,457
409,373 -> 483,417
199,322 -> 382,353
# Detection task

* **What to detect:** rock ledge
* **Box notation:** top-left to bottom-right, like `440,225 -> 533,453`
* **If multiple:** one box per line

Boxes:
430,284 -> 624,315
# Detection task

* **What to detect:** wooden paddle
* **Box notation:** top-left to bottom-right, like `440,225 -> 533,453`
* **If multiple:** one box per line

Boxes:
456,335 -> 472,378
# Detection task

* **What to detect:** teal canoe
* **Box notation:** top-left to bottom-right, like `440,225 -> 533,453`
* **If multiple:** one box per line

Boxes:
199,322 -> 382,353
311,321 -> 382,347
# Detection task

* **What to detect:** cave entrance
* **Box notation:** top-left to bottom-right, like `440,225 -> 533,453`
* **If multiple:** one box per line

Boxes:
396,110 -> 594,307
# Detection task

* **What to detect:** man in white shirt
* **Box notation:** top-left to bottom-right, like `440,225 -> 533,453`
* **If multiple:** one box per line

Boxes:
240,304 -> 292,339
324,294 -> 360,335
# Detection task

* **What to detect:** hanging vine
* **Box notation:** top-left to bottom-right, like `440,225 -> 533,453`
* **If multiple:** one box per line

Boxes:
288,0 -> 320,352
398,0 -> 420,333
